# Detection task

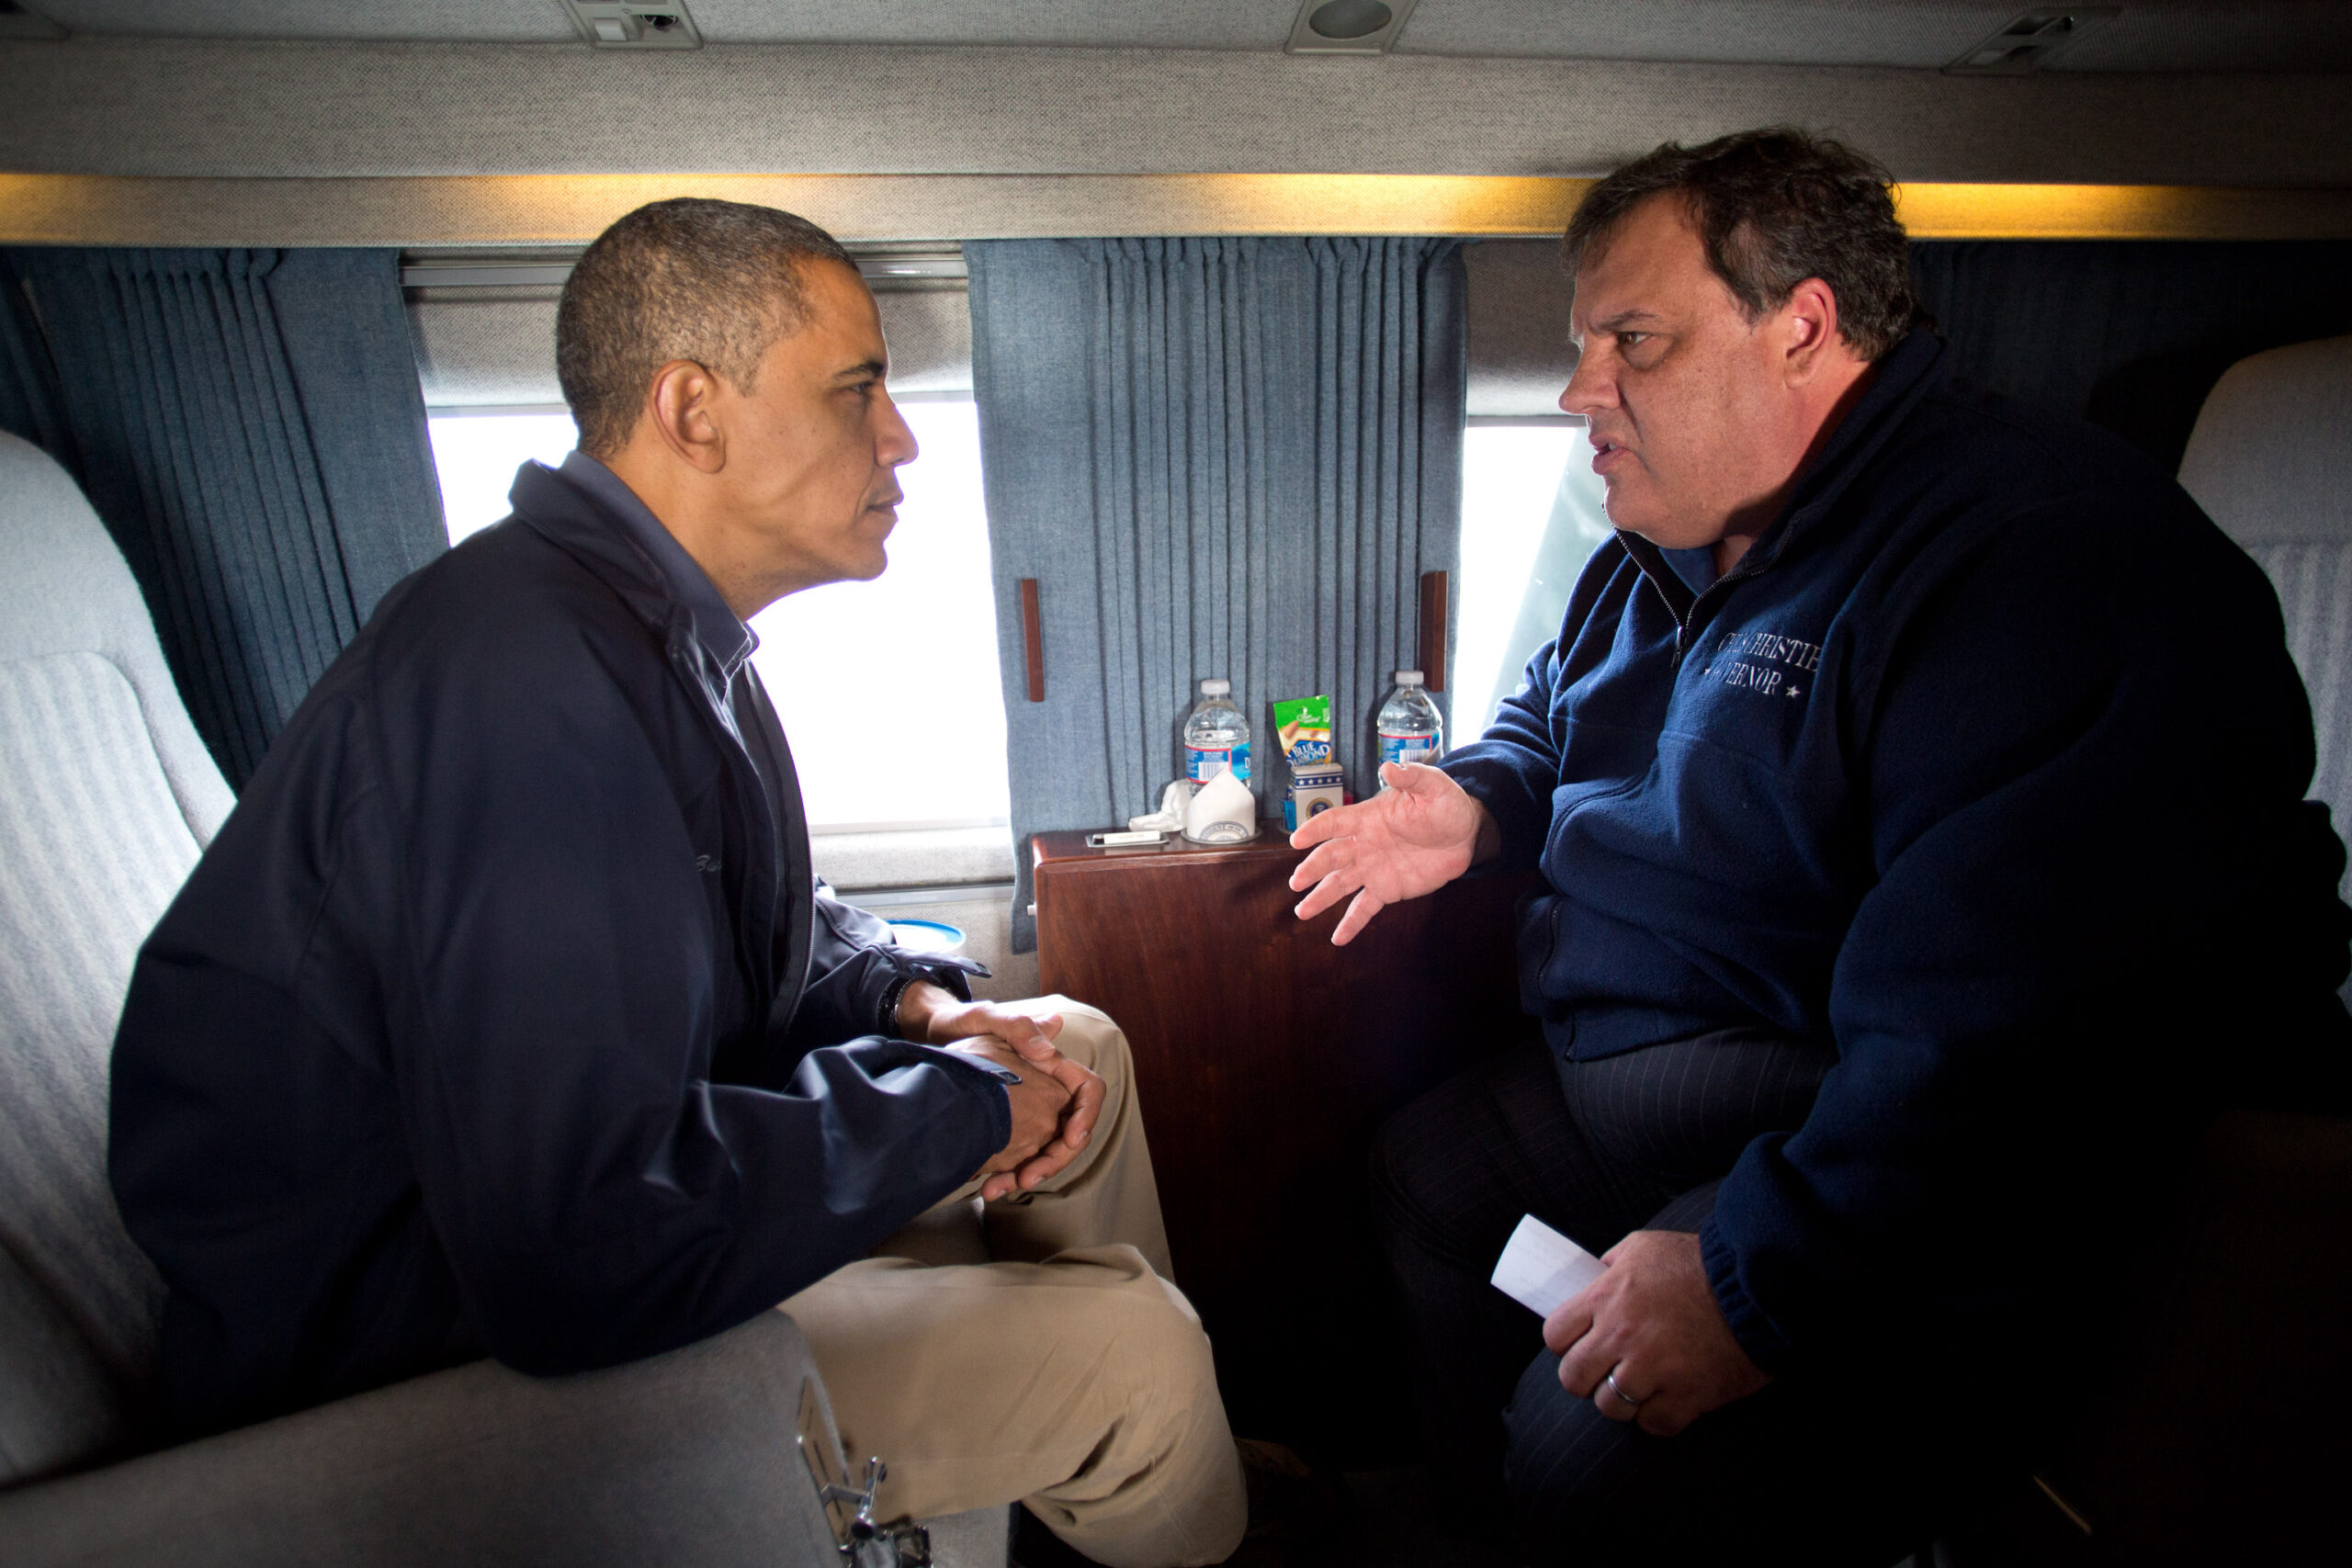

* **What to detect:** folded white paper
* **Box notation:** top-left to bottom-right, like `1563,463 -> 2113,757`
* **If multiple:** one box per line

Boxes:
1182,766 -> 1259,844
1490,1214 -> 1608,1317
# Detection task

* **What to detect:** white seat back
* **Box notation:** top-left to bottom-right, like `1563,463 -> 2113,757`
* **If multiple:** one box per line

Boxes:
0,430 -> 232,1483
2179,336 -> 2352,998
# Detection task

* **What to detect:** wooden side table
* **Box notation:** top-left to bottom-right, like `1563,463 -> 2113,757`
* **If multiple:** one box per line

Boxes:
1032,829 -> 1533,1459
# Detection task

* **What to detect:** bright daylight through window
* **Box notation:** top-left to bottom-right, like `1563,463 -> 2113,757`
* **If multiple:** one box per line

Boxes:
1453,423 -> 1610,739
426,400 -> 1012,831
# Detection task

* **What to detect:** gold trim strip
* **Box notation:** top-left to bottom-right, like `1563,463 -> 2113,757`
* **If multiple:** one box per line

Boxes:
2,173 -> 2347,246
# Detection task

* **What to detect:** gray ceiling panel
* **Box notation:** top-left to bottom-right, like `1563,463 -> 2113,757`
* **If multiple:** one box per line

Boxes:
19,0 -> 2351,71
30,0 -> 572,42
1399,1 -> 2352,73
2054,3 -> 2352,72
3,39 -> 2346,188
686,0 -> 1286,50
1401,1 -> 2003,69
18,37 -> 2352,187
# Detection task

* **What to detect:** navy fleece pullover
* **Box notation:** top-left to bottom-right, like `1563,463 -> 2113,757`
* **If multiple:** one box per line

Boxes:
1444,331 -> 2351,1379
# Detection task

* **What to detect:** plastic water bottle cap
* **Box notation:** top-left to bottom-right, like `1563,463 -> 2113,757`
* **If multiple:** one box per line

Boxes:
1395,671 -> 1424,686
1200,679 -> 1231,696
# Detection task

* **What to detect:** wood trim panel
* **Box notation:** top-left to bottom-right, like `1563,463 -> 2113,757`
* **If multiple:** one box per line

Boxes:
4,173 -> 2349,247
1031,829 -> 1535,1456
1018,578 -> 1045,704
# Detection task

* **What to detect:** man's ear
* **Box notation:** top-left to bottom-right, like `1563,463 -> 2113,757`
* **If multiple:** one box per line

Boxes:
1778,278 -> 1843,386
643,358 -> 727,474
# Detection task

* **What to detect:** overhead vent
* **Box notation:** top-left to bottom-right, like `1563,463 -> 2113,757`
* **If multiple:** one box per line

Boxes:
0,0 -> 65,40
1945,7 -> 2120,74
560,0 -> 701,50
1285,0 -> 1419,56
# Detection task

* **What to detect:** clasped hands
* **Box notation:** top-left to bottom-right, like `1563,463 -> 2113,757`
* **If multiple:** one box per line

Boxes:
895,982 -> 1103,1202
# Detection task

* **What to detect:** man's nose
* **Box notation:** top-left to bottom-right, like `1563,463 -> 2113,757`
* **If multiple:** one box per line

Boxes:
1558,351 -> 1610,419
877,390 -> 919,468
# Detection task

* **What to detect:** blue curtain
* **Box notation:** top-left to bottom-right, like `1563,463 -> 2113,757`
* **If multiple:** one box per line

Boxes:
0,263 -> 75,479
0,248 -> 446,787
968,238 -> 1466,951
1910,239 -> 2352,475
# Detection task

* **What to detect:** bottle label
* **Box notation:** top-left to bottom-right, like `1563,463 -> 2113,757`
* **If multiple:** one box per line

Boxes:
1379,732 -> 1441,769
1186,742 -> 1250,784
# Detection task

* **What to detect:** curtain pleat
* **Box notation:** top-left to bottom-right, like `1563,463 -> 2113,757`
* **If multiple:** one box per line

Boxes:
0,263 -> 77,477
970,237 -> 1465,951
2,248 -> 446,787
1908,239 -> 2352,474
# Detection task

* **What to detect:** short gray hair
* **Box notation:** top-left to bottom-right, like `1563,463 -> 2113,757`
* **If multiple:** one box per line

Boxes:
557,197 -> 855,457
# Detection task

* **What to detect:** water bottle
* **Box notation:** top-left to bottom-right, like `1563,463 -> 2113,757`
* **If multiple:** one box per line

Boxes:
1377,670 -> 1444,774
1183,679 -> 1251,785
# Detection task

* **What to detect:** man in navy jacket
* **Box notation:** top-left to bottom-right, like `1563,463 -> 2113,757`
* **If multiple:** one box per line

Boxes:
1291,130 -> 2350,1560
111,199 -> 1244,1565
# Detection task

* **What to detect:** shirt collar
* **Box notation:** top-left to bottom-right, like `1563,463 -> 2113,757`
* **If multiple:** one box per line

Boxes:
550,450 -> 757,677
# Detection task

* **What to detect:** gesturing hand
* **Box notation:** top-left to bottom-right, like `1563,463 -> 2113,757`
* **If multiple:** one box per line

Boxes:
1542,1230 -> 1770,1438
1286,761 -> 1496,944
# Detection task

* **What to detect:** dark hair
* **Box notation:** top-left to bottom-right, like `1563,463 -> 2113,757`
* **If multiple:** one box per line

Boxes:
1563,128 -> 1921,360
557,197 -> 856,457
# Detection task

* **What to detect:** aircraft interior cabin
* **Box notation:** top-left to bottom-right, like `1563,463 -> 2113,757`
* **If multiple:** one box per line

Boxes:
1,3 -> 2348,1566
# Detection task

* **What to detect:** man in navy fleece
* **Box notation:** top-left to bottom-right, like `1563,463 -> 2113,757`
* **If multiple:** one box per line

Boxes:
1290,130 -> 2350,1561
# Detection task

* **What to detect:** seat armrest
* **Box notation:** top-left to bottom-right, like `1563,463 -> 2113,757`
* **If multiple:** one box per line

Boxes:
0,1310 -> 842,1567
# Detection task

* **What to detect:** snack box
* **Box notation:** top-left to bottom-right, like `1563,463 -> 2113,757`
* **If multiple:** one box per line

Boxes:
1282,762 -> 1347,830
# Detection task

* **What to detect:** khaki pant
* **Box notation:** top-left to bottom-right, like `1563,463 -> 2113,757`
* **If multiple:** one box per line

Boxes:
781,998 -> 1247,1568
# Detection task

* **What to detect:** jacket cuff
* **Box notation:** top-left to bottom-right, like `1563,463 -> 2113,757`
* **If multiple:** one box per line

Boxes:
906,1040 -> 1014,1154
840,1037 -> 1013,1171
1443,758 -> 1552,874
871,951 -> 989,1038
1700,1216 -> 1796,1376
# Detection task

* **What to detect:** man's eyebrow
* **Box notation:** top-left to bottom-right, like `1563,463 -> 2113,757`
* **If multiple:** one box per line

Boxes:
1590,309 -> 1666,333
831,356 -> 888,382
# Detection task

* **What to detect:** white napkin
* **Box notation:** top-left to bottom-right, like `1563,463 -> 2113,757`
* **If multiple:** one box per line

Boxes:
1182,766 -> 1259,844
1128,779 -> 1195,832
1490,1214 -> 1608,1317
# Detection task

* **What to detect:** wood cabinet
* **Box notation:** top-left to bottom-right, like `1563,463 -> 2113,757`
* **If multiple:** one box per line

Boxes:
1032,829 -> 1532,1461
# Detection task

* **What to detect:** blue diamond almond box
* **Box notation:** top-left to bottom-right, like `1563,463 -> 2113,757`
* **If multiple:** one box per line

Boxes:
1275,694 -> 1347,829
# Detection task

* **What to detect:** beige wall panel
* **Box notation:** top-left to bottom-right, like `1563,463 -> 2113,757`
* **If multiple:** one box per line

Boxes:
7,173 -> 2348,249
1466,240 -> 1577,419
408,288 -> 971,408
0,38 -> 2347,187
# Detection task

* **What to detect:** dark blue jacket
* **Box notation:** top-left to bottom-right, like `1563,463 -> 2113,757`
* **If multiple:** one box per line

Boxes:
109,460 -> 1012,1435
1445,331 -> 2351,1379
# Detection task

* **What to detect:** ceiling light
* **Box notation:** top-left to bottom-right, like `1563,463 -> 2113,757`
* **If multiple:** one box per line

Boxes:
560,0 -> 701,51
1287,0 -> 1419,56
1945,7 -> 2120,74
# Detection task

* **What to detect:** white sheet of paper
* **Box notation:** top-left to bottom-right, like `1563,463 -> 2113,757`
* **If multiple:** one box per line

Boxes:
1490,1214 -> 1608,1318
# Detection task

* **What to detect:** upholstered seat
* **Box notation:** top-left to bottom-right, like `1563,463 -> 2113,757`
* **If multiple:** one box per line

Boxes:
0,429 -> 1001,1565
0,428 -> 231,1486
2179,334 -> 2352,999
2001,340 -> 2352,1565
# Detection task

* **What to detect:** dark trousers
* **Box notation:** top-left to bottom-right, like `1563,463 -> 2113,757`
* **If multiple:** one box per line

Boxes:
1371,1032 -> 2020,1565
